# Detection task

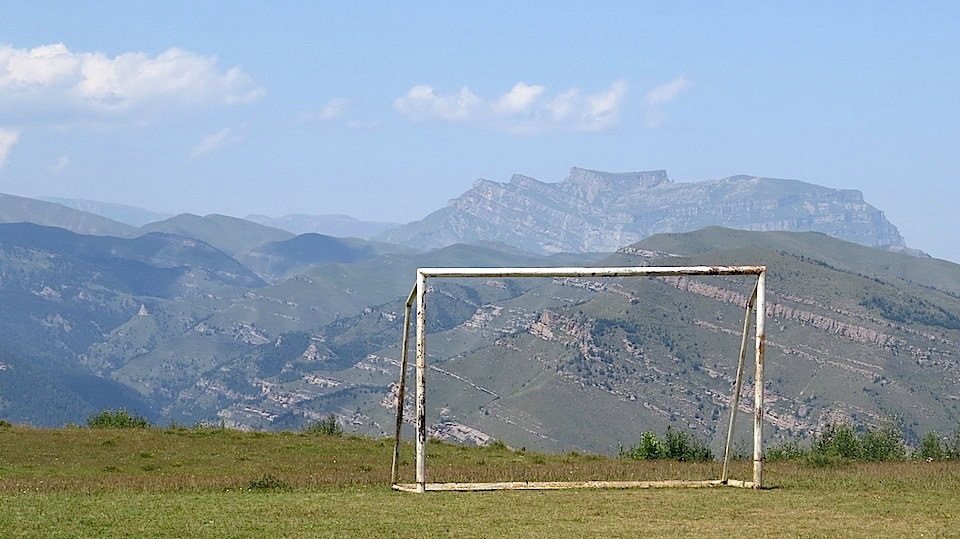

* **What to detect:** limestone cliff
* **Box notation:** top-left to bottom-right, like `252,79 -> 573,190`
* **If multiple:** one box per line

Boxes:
378,167 -> 906,253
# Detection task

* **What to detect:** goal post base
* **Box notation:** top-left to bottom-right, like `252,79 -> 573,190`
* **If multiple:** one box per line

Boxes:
392,479 -> 757,492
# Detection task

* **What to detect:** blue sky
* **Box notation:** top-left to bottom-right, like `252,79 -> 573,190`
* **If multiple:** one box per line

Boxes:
1,2 -> 958,260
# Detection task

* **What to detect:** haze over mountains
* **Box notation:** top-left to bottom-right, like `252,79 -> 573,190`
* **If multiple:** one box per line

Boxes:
1,167 -> 956,455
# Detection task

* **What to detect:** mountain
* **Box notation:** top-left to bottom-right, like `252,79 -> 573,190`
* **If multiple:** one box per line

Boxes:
0,222 -> 269,425
0,193 -> 135,237
136,213 -> 294,256
235,233 -> 417,283
377,168 -> 908,254
157,228 -> 960,455
2,215 -> 958,457
38,197 -> 174,227
245,213 -> 401,239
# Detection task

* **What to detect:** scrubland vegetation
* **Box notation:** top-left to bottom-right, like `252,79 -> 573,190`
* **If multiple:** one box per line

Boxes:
0,414 -> 958,537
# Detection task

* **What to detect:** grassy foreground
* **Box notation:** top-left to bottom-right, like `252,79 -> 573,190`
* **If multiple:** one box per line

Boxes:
1,425 -> 958,538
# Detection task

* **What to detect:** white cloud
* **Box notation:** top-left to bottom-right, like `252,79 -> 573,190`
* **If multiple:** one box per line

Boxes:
0,43 -> 264,120
394,80 -> 629,133
394,85 -> 482,122
581,80 -> 628,132
492,82 -> 546,115
0,128 -> 20,166
643,75 -> 691,127
190,128 -> 235,160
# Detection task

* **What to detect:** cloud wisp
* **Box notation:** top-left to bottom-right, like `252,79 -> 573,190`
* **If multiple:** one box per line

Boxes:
190,128 -> 236,160
0,43 -> 264,121
643,75 -> 691,128
0,128 -> 20,167
394,80 -> 628,133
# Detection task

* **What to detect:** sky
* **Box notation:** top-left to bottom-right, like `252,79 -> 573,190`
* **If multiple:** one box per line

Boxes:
1,2 -> 959,261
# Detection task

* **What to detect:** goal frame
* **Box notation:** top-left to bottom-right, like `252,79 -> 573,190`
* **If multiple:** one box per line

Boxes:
390,265 -> 767,492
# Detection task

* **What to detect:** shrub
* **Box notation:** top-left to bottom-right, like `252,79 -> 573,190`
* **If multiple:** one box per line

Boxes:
916,431 -> 946,461
859,423 -> 906,461
947,431 -> 960,459
87,409 -> 151,429
619,427 -> 713,462
663,426 -> 714,461
916,431 -> 960,461
302,414 -> 343,436
624,431 -> 664,460
816,422 -> 861,459
765,421 -> 911,463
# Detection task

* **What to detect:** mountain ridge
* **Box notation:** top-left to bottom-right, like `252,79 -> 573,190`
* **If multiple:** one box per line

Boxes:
377,167 -> 908,255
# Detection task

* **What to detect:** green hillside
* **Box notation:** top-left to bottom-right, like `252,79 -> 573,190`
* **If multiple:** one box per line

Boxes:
136,213 -> 294,256
220,228 -> 960,455
1,221 -> 959,454
0,193 -> 135,237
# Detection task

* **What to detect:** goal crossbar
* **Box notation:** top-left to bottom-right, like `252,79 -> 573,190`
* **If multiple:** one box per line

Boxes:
390,265 -> 767,492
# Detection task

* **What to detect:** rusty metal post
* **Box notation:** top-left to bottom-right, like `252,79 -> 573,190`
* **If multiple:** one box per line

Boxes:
390,284 -> 418,486
753,269 -> 766,488
415,271 -> 428,493
721,283 -> 758,483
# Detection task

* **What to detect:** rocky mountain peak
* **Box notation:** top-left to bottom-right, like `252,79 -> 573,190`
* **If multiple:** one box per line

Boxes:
563,167 -> 671,189
378,167 -> 908,255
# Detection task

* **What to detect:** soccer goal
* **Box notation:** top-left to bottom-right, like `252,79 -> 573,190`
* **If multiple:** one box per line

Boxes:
390,265 -> 767,492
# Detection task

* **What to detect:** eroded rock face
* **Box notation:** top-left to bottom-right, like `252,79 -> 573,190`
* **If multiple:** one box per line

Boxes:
379,168 -> 906,253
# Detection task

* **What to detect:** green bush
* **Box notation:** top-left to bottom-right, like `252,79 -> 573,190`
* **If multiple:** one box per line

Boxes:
302,414 -> 344,436
86,409 -> 151,429
859,423 -> 907,461
765,421 -> 916,463
816,422 -> 862,459
619,427 -> 713,462
916,432 -> 946,461
916,431 -> 960,461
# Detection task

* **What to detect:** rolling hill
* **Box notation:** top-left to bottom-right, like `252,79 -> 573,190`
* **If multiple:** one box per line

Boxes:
0,211 -> 958,458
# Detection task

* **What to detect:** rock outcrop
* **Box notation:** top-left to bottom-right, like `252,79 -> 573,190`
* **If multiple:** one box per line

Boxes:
378,167 -> 906,253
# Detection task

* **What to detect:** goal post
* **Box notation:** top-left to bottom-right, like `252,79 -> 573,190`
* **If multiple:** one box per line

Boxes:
391,265 -> 767,492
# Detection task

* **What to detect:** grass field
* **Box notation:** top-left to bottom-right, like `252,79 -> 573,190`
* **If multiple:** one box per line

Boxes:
1,425 -> 958,537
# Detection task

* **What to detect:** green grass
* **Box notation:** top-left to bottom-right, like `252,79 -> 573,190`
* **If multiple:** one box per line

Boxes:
1,425 -> 959,537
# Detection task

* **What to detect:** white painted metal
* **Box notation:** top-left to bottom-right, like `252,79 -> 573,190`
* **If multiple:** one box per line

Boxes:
721,284 -> 758,483
415,271 -> 427,493
417,265 -> 765,279
398,264 -> 768,493
390,284 -> 417,485
392,479 -> 754,492
753,270 -> 766,488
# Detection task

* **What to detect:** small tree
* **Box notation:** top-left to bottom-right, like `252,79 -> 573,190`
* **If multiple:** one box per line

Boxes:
916,432 -> 946,461
302,414 -> 344,436
860,423 -> 906,461
816,422 -> 861,459
87,409 -> 151,429
619,427 -> 712,462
